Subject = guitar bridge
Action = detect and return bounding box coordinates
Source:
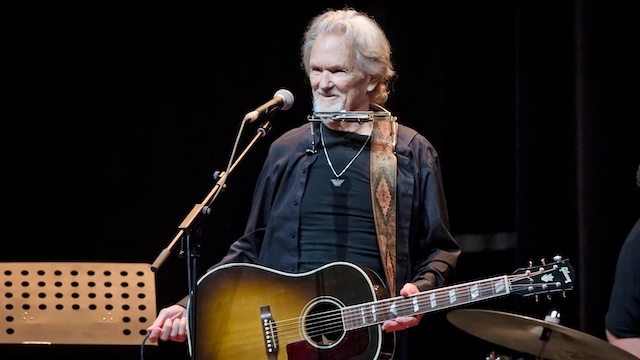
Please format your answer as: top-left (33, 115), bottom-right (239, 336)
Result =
top-left (260, 305), bottom-right (279, 359)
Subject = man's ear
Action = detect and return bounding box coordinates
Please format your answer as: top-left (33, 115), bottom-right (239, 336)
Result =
top-left (367, 79), bottom-right (378, 92)
top-left (367, 75), bottom-right (379, 92)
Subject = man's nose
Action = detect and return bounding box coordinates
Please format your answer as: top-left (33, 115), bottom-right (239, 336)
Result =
top-left (319, 70), bottom-right (333, 88)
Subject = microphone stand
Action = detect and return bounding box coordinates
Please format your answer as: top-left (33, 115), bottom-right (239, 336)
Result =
top-left (150, 119), bottom-right (274, 360)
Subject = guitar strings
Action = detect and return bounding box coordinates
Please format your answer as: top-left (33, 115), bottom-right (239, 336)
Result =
top-left (269, 269), bottom-right (567, 346)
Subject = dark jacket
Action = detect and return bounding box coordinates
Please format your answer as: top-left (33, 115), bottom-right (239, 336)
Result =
top-left (217, 121), bottom-right (460, 293)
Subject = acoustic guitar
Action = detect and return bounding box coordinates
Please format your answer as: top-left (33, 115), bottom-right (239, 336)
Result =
top-left (190, 258), bottom-right (574, 360)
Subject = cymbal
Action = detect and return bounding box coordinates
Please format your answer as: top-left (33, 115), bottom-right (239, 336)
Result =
top-left (447, 309), bottom-right (638, 360)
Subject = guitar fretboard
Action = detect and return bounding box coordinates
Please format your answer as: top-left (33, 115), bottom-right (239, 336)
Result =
top-left (342, 275), bottom-right (510, 330)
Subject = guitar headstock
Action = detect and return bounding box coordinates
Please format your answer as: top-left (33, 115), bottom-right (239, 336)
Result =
top-left (509, 255), bottom-right (575, 298)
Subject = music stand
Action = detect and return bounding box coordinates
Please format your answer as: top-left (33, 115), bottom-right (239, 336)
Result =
top-left (0, 262), bottom-right (157, 346)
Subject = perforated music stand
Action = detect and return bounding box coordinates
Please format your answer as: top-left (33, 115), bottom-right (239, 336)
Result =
top-left (0, 262), bottom-right (157, 346)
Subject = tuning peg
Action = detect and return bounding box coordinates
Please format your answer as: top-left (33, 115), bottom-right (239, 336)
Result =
top-left (553, 254), bottom-right (562, 262)
top-left (540, 257), bottom-right (547, 265)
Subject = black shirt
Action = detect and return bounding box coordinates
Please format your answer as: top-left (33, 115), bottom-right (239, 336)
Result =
top-left (299, 124), bottom-right (383, 277)
top-left (605, 217), bottom-right (640, 338)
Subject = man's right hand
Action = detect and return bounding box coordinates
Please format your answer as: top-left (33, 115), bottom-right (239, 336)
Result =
top-left (146, 304), bottom-right (188, 343)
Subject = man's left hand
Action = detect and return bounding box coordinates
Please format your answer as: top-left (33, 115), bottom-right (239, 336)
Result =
top-left (381, 283), bottom-right (424, 332)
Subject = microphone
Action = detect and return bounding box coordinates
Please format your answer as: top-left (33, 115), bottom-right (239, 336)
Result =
top-left (243, 89), bottom-right (294, 123)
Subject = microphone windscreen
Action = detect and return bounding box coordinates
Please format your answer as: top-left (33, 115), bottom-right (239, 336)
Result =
top-left (274, 89), bottom-right (294, 110)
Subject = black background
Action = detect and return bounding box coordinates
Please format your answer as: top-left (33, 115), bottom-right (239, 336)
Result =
top-left (3, 2), bottom-right (638, 359)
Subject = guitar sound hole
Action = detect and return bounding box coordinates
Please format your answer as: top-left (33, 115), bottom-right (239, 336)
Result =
top-left (304, 299), bottom-right (345, 348)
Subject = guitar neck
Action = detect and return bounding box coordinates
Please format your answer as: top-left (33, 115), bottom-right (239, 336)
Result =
top-left (342, 275), bottom-right (510, 330)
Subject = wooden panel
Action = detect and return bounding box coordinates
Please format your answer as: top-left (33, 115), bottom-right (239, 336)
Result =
top-left (0, 262), bottom-right (157, 346)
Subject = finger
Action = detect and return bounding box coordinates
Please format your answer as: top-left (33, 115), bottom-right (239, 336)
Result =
top-left (170, 316), bottom-right (185, 339)
top-left (177, 316), bottom-right (189, 342)
top-left (148, 314), bottom-right (166, 329)
top-left (146, 327), bottom-right (161, 343)
top-left (399, 283), bottom-right (420, 297)
top-left (160, 318), bottom-right (173, 341)
top-left (393, 316), bottom-right (419, 329)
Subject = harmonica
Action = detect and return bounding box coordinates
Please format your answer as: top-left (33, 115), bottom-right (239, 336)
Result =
top-left (308, 111), bottom-right (397, 123)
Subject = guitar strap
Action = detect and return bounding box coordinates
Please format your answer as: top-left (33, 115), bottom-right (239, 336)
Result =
top-left (369, 104), bottom-right (398, 295)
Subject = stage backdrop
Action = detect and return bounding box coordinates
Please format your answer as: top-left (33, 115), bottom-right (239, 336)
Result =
top-left (3, 1), bottom-right (638, 359)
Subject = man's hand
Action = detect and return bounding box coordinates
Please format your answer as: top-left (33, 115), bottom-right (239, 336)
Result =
top-left (146, 304), bottom-right (188, 343)
top-left (381, 283), bottom-right (424, 332)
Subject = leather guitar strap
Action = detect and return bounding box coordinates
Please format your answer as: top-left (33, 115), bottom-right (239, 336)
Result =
top-left (370, 106), bottom-right (398, 295)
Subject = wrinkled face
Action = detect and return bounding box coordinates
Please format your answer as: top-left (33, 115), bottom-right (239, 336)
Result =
top-left (309, 32), bottom-right (377, 112)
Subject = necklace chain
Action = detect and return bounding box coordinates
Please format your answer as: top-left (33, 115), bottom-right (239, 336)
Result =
top-left (320, 124), bottom-right (371, 179)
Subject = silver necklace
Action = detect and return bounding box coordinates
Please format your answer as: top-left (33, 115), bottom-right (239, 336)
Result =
top-left (320, 124), bottom-right (371, 187)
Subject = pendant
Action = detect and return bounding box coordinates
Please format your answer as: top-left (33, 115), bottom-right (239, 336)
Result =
top-left (331, 178), bottom-right (345, 187)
